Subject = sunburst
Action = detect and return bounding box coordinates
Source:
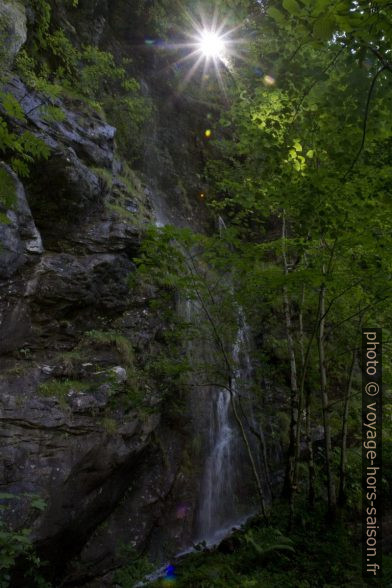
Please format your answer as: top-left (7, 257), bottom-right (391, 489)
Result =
top-left (149, 7), bottom-right (245, 95)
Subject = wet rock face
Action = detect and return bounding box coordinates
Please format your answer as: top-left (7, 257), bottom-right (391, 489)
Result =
top-left (0, 366), bottom-right (162, 581)
top-left (0, 87), bottom-right (171, 579)
top-left (33, 253), bottom-right (132, 311)
top-left (5, 76), bottom-right (116, 168)
top-left (0, 164), bottom-right (43, 278)
top-left (0, 2), bottom-right (210, 584)
top-left (0, 0), bottom-right (27, 67)
top-left (0, 177), bottom-right (194, 583)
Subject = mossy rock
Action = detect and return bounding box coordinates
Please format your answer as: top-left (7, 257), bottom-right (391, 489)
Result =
top-left (0, 0), bottom-right (27, 68)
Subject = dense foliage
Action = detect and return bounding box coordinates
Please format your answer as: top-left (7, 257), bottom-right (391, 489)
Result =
top-left (0, 0), bottom-right (391, 585)
top-left (126, 0), bottom-right (392, 585)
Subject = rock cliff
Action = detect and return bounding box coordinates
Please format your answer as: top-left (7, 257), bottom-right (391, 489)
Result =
top-left (0, 1), bottom-right (213, 584)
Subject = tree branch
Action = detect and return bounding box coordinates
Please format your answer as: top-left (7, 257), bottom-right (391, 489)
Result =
top-left (344, 66), bottom-right (386, 178)
top-left (291, 44), bottom-right (347, 125)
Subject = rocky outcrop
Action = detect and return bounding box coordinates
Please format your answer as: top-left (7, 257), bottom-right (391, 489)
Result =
top-left (0, 8), bottom-right (207, 587)
top-left (0, 2), bottom-right (220, 585)
top-left (0, 0), bottom-right (26, 67)
top-left (0, 363), bottom-right (168, 584)
top-left (0, 163), bottom-right (42, 278)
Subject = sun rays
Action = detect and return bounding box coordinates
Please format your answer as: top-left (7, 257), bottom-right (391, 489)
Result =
top-left (146, 6), bottom-right (246, 96)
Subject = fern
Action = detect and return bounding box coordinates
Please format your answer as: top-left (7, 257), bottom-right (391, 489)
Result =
top-left (0, 112), bottom-right (50, 180)
top-left (0, 493), bottom-right (50, 587)
top-left (243, 528), bottom-right (295, 558)
top-left (0, 166), bottom-right (16, 212)
top-left (0, 92), bottom-right (26, 121)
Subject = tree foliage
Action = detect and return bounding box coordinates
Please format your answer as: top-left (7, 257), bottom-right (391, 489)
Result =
top-left (135, 0), bottom-right (392, 529)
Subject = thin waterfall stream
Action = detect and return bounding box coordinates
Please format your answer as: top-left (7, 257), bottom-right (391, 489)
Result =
top-left (138, 213), bottom-right (264, 585)
top-left (197, 387), bottom-right (236, 541)
top-left (196, 310), bottom-right (261, 544)
top-left (137, 310), bottom-right (262, 586)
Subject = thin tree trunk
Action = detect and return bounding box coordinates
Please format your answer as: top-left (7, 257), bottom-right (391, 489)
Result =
top-left (294, 285), bottom-right (305, 478)
top-left (338, 348), bottom-right (356, 507)
top-left (238, 393), bottom-right (273, 499)
top-left (281, 213), bottom-right (299, 527)
top-left (295, 293), bottom-right (321, 506)
top-left (185, 260), bottom-right (269, 523)
top-left (229, 382), bottom-right (269, 523)
top-left (318, 276), bottom-right (336, 517)
top-left (299, 284), bottom-right (306, 368)
top-left (282, 284), bottom-right (299, 497)
top-left (298, 285), bottom-right (316, 507)
top-left (305, 386), bottom-right (316, 508)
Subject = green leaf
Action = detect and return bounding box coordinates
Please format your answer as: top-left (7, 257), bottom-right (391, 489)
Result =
top-left (0, 211), bottom-right (10, 224)
top-left (40, 105), bottom-right (66, 122)
top-left (313, 15), bottom-right (336, 40)
top-left (283, 0), bottom-right (302, 16)
top-left (267, 6), bottom-right (286, 25)
top-left (0, 92), bottom-right (26, 122)
top-left (0, 167), bottom-right (16, 210)
top-left (11, 158), bottom-right (30, 177)
top-left (0, 493), bottom-right (18, 500)
top-left (312, 0), bottom-right (330, 16)
top-left (29, 496), bottom-right (47, 512)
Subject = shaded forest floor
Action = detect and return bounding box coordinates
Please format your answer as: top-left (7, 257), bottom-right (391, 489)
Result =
top-left (130, 503), bottom-right (392, 588)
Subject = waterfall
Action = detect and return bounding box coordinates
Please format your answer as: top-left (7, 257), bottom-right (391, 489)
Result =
top-left (195, 311), bottom-right (262, 543)
top-left (218, 215), bottom-right (227, 237)
top-left (151, 206), bottom-right (264, 546)
top-left (135, 242), bottom-right (267, 587)
top-left (197, 387), bottom-right (237, 540)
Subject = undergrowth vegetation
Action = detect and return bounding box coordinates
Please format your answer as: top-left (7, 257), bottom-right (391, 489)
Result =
top-left (0, 493), bottom-right (49, 588)
top-left (119, 505), bottom-right (392, 587)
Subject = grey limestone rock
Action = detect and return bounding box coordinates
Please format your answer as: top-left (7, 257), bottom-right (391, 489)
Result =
top-left (0, 0), bottom-right (27, 67)
top-left (0, 163), bottom-right (43, 279)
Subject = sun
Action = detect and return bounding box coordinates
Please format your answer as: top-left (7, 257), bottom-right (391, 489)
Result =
top-left (153, 9), bottom-right (245, 95)
top-left (198, 29), bottom-right (226, 60)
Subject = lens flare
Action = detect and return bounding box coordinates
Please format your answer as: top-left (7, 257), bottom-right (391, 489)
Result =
top-left (198, 30), bottom-right (225, 59)
top-left (162, 564), bottom-right (176, 585)
top-left (264, 75), bottom-right (276, 86)
top-left (158, 8), bottom-right (245, 96)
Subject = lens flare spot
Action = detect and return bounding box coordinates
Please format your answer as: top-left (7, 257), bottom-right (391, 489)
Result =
top-left (176, 505), bottom-right (188, 519)
top-left (205, 129), bottom-right (212, 138)
top-left (162, 564), bottom-right (176, 585)
top-left (200, 193), bottom-right (205, 199)
top-left (264, 75), bottom-right (275, 86)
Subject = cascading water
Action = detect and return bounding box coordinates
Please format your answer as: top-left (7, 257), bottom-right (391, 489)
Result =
top-left (148, 210), bottom-right (266, 549)
top-left (195, 311), bottom-right (263, 543)
top-left (218, 215), bottom-right (227, 237)
top-left (136, 258), bottom-right (267, 586)
top-left (197, 387), bottom-right (237, 540)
